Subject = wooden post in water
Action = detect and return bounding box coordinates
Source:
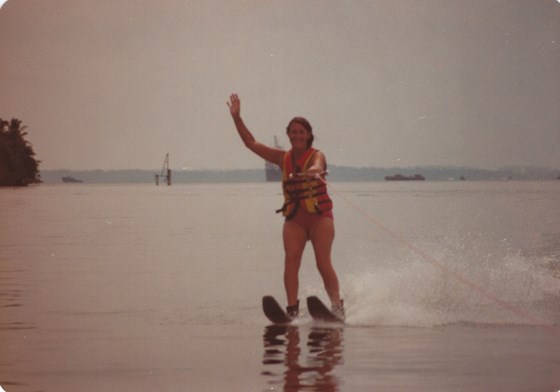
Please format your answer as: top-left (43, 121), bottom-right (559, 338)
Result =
top-left (155, 153), bottom-right (171, 186)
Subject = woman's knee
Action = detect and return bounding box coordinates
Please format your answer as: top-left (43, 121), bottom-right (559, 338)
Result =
top-left (284, 254), bottom-right (301, 271)
top-left (315, 258), bottom-right (334, 276)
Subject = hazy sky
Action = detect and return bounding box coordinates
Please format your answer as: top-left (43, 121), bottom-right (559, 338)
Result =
top-left (1, 0), bottom-right (559, 171)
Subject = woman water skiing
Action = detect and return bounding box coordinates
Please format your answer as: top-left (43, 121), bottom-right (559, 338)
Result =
top-left (227, 93), bottom-right (344, 320)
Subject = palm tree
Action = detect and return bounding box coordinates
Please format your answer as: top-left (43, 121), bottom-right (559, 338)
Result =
top-left (0, 118), bottom-right (41, 186)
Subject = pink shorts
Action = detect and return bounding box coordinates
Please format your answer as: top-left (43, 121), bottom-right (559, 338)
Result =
top-left (288, 209), bottom-right (333, 235)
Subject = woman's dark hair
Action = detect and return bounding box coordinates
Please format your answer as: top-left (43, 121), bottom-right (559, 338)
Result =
top-left (286, 117), bottom-right (314, 148)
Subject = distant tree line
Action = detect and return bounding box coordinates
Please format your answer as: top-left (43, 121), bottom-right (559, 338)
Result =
top-left (0, 118), bottom-right (41, 186)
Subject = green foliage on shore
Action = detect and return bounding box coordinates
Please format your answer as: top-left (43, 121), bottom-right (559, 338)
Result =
top-left (0, 118), bottom-right (41, 186)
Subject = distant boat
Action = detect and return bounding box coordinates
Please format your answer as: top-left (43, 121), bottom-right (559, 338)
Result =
top-left (384, 174), bottom-right (425, 181)
top-left (265, 136), bottom-right (282, 182)
top-left (61, 176), bottom-right (83, 183)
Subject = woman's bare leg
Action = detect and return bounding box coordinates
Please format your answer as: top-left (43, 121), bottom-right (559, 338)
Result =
top-left (310, 217), bottom-right (341, 306)
top-left (283, 221), bottom-right (307, 306)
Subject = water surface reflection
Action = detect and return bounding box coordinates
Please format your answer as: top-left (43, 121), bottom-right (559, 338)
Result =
top-left (262, 325), bottom-right (344, 391)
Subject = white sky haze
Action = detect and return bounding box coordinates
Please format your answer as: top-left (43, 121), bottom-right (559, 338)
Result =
top-left (0, 0), bottom-right (559, 171)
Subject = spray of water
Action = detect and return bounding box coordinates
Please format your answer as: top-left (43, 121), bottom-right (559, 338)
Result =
top-left (321, 178), bottom-right (560, 335)
top-left (342, 245), bottom-right (559, 329)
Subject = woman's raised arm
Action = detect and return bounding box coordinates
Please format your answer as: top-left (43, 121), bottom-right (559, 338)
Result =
top-left (227, 94), bottom-right (284, 166)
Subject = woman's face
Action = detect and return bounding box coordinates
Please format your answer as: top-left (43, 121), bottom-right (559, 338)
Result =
top-left (287, 122), bottom-right (311, 150)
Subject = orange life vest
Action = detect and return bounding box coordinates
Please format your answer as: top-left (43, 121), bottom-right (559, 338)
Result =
top-left (276, 148), bottom-right (333, 219)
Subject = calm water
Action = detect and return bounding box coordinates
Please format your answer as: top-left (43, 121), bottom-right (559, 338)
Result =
top-left (1, 182), bottom-right (560, 391)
